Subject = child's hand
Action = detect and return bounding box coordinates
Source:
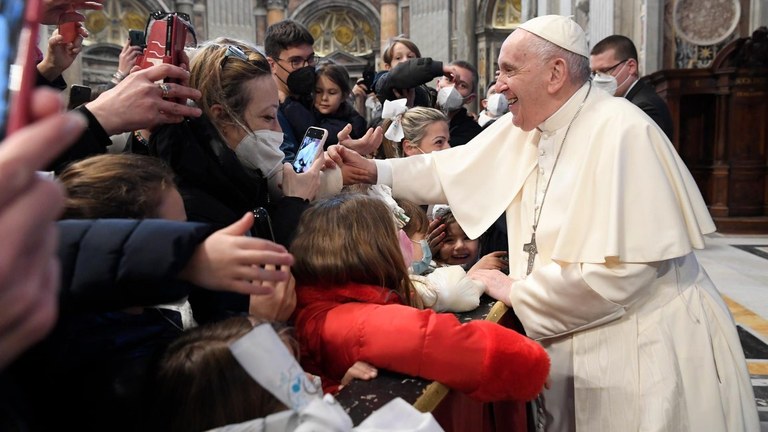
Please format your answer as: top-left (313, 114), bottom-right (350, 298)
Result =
top-left (426, 217), bottom-right (446, 257)
top-left (340, 361), bottom-right (378, 388)
top-left (469, 251), bottom-right (508, 273)
top-left (249, 266), bottom-right (296, 322)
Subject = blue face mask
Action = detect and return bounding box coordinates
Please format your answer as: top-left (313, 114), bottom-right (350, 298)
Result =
top-left (410, 239), bottom-right (432, 275)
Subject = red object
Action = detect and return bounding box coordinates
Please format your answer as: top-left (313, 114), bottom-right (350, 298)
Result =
top-left (292, 282), bottom-right (550, 403)
top-left (7, 0), bottom-right (42, 136)
top-left (58, 21), bottom-right (78, 43)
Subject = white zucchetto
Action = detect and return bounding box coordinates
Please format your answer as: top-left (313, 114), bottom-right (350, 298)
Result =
top-left (518, 15), bottom-right (589, 58)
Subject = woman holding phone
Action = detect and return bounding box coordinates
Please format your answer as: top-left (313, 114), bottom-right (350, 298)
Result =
top-left (148, 38), bottom-right (321, 324)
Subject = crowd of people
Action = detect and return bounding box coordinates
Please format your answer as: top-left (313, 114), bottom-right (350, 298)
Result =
top-left (0, 1), bottom-right (759, 431)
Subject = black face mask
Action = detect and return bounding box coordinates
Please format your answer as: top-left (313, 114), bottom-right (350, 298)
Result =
top-left (286, 66), bottom-right (316, 97)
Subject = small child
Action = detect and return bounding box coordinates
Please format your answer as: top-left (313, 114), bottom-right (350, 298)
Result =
top-left (398, 199), bottom-right (484, 313)
top-left (431, 206), bottom-right (507, 273)
top-left (290, 193), bottom-right (549, 402)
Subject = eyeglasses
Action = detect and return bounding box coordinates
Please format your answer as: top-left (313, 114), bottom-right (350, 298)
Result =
top-left (275, 54), bottom-right (320, 70)
top-left (591, 59), bottom-right (628, 77)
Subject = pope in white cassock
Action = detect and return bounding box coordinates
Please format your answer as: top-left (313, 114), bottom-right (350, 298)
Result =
top-left (329, 14), bottom-right (759, 432)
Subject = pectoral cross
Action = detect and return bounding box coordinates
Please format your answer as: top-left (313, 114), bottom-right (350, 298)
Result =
top-left (523, 231), bottom-right (537, 275)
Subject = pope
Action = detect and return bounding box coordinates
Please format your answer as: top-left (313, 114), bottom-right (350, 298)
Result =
top-left (328, 14), bottom-right (759, 432)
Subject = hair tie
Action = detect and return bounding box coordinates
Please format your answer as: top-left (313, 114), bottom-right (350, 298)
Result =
top-left (381, 98), bottom-right (408, 142)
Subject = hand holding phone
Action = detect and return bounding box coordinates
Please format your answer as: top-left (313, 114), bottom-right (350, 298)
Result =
top-left (67, 84), bottom-right (92, 110)
top-left (292, 127), bottom-right (328, 173)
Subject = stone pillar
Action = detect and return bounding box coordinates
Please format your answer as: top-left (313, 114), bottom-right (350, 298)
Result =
top-left (381, 0), bottom-right (399, 54)
top-left (588, 0), bottom-right (614, 48)
top-left (644, 0), bottom-right (664, 75)
top-left (455, 0), bottom-right (476, 64)
top-left (266, 0), bottom-right (286, 26)
top-left (255, 4), bottom-right (267, 44)
top-left (175, 0), bottom-right (194, 17)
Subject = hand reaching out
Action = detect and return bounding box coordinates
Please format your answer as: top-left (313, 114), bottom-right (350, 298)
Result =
top-left (178, 213), bottom-right (294, 295)
top-left (37, 27), bottom-right (85, 82)
top-left (336, 124), bottom-right (383, 157)
top-left (469, 251), bottom-right (508, 273)
top-left (42, 0), bottom-right (104, 25)
top-left (85, 63), bottom-right (202, 135)
top-left (425, 217), bottom-right (446, 257)
top-left (280, 152), bottom-right (323, 200)
top-left (326, 145), bottom-right (378, 185)
top-left (116, 39), bottom-right (142, 79)
top-left (340, 361), bottom-right (378, 388)
top-left (249, 265), bottom-right (297, 322)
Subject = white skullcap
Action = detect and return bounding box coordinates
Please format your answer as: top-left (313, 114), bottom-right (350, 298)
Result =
top-left (518, 15), bottom-right (589, 58)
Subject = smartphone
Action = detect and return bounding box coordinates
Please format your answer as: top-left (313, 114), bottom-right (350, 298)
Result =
top-left (128, 29), bottom-right (145, 47)
top-left (0, 0), bottom-right (42, 140)
top-left (252, 207), bottom-right (275, 242)
top-left (292, 127), bottom-right (328, 173)
top-left (67, 85), bottom-right (92, 110)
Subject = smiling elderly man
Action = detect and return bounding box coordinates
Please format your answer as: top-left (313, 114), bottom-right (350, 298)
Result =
top-left (328, 14), bottom-right (759, 432)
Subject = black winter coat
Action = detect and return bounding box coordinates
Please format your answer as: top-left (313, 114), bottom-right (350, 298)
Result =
top-left (149, 115), bottom-right (309, 323)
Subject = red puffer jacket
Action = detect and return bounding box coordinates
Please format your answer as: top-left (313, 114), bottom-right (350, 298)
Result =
top-left (291, 282), bottom-right (549, 402)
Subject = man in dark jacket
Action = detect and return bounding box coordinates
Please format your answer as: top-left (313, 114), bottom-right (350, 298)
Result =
top-left (590, 35), bottom-right (674, 139)
top-left (375, 58), bottom-right (483, 147)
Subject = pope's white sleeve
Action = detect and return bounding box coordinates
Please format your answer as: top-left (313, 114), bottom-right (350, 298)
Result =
top-left (509, 260), bottom-right (659, 341)
top-left (379, 155), bottom-right (448, 205)
top-left (374, 159), bottom-right (393, 187)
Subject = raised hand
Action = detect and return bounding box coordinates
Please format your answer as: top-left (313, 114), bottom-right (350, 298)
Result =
top-left (178, 213), bottom-right (294, 295)
top-left (84, 63), bottom-right (202, 134)
top-left (326, 145), bottom-right (378, 185)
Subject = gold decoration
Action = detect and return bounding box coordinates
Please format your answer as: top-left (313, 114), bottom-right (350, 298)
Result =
top-left (309, 23), bottom-right (323, 40)
top-left (491, 0), bottom-right (522, 29)
top-left (85, 11), bottom-right (108, 34)
top-left (334, 25), bottom-right (354, 46)
top-left (122, 10), bottom-right (147, 31)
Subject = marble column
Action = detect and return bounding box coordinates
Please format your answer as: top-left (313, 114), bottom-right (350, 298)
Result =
top-left (381, 0), bottom-right (399, 54)
top-left (255, 4), bottom-right (267, 44)
top-left (266, 0), bottom-right (286, 26)
top-left (588, 0), bottom-right (614, 48)
top-left (175, 0), bottom-right (194, 18)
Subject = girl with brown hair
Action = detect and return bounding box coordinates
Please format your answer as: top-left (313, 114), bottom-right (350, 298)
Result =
top-left (290, 193), bottom-right (549, 403)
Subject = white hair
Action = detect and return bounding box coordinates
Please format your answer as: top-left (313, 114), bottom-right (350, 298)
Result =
top-left (525, 31), bottom-right (591, 85)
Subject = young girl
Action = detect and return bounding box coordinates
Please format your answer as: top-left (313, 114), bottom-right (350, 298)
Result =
top-left (379, 106), bottom-right (449, 158)
top-left (289, 193), bottom-right (548, 401)
top-left (313, 63), bottom-right (367, 147)
top-left (432, 206), bottom-right (507, 272)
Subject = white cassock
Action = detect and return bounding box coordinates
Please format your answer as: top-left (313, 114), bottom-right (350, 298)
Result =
top-left (375, 83), bottom-right (759, 431)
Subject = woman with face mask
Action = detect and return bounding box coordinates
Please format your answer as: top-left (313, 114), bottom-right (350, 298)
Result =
top-left (148, 38), bottom-right (323, 324)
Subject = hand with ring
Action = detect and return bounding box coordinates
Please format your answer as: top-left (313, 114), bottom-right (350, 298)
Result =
top-left (84, 63), bottom-right (203, 135)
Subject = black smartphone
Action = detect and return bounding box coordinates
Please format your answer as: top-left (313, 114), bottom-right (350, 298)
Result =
top-left (128, 29), bottom-right (145, 47)
top-left (252, 207), bottom-right (275, 242)
top-left (67, 84), bottom-right (92, 110)
top-left (1, 0), bottom-right (42, 140)
top-left (361, 66), bottom-right (376, 93)
top-left (292, 127), bottom-right (328, 173)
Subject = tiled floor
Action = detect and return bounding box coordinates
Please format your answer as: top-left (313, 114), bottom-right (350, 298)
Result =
top-left (695, 234), bottom-right (768, 430)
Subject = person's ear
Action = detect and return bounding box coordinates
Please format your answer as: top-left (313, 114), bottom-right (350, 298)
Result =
top-left (210, 104), bottom-right (233, 127)
top-left (481, 98), bottom-right (488, 109)
top-left (267, 56), bottom-right (276, 73)
top-left (547, 57), bottom-right (568, 93)
top-left (402, 140), bottom-right (417, 156)
top-left (464, 93), bottom-right (476, 105)
top-left (627, 58), bottom-right (639, 77)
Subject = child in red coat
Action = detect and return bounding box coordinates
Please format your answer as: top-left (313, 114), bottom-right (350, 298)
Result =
top-left (289, 193), bottom-right (549, 404)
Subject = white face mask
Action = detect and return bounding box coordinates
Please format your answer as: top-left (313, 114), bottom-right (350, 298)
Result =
top-left (486, 92), bottom-right (509, 117)
top-left (436, 85), bottom-right (465, 113)
top-left (592, 73), bottom-right (618, 96)
top-left (233, 126), bottom-right (285, 181)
